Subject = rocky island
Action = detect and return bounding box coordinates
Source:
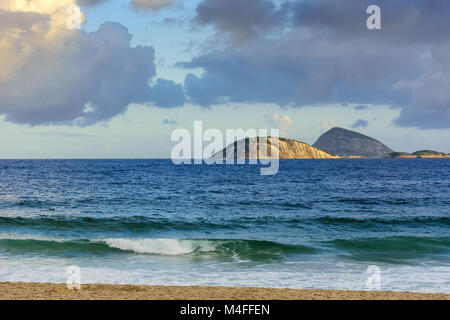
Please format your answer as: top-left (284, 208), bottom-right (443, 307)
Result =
top-left (389, 150), bottom-right (450, 158)
top-left (387, 152), bottom-right (417, 159)
top-left (213, 137), bottom-right (339, 159)
top-left (313, 127), bottom-right (393, 158)
top-left (212, 128), bottom-right (449, 160)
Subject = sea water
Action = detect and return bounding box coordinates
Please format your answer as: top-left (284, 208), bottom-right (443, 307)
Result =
top-left (0, 159), bottom-right (449, 292)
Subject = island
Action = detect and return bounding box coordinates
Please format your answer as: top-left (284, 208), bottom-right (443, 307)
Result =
top-left (313, 127), bottom-right (393, 158)
top-left (389, 150), bottom-right (450, 158)
top-left (212, 128), bottom-right (449, 160)
top-left (213, 137), bottom-right (340, 159)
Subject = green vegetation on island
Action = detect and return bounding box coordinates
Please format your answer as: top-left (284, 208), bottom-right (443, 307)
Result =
top-left (388, 152), bottom-right (417, 158)
top-left (412, 150), bottom-right (450, 158)
top-left (389, 150), bottom-right (450, 158)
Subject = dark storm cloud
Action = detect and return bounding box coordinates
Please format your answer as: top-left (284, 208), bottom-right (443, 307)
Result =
top-left (179, 54), bottom-right (299, 107)
top-left (194, 0), bottom-right (281, 43)
top-left (352, 119), bottom-right (369, 129)
top-left (183, 0), bottom-right (450, 129)
top-left (288, 0), bottom-right (450, 44)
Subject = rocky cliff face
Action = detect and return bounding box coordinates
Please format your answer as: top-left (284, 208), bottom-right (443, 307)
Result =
top-left (213, 137), bottom-right (339, 159)
top-left (313, 127), bottom-right (393, 158)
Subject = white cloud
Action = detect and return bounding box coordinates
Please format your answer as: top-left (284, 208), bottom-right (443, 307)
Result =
top-left (265, 111), bottom-right (310, 139)
top-left (265, 112), bottom-right (293, 136)
top-left (321, 120), bottom-right (339, 132)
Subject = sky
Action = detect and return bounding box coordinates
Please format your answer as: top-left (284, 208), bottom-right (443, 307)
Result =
top-left (1, 0), bottom-right (450, 158)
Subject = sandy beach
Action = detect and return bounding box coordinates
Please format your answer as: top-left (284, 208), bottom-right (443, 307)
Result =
top-left (0, 282), bottom-right (448, 300)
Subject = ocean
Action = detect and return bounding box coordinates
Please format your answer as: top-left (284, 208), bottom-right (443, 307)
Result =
top-left (0, 159), bottom-right (449, 293)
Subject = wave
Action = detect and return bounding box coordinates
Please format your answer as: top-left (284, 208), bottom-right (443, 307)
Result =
top-left (329, 236), bottom-right (450, 253)
top-left (234, 200), bottom-right (311, 209)
top-left (0, 236), bottom-right (316, 260)
top-left (0, 237), bottom-right (118, 254)
top-left (320, 197), bottom-right (447, 206)
top-left (326, 236), bottom-right (450, 263)
top-left (2, 215), bottom-right (449, 234)
top-left (313, 216), bottom-right (450, 226)
top-left (0, 216), bottom-right (235, 232)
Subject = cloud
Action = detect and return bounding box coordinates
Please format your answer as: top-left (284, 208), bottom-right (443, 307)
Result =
top-left (130, 0), bottom-right (174, 12)
top-left (321, 120), bottom-right (339, 132)
top-left (77, 0), bottom-right (174, 11)
top-left (393, 72), bottom-right (450, 129)
top-left (351, 119), bottom-right (369, 129)
top-left (163, 17), bottom-right (183, 26)
top-left (265, 112), bottom-right (293, 136)
top-left (194, 0), bottom-right (281, 43)
top-left (162, 118), bottom-right (177, 125)
top-left (77, 0), bottom-right (110, 7)
top-left (148, 79), bottom-right (186, 108)
top-left (354, 105), bottom-right (369, 111)
top-left (0, 1), bottom-right (184, 126)
top-left (181, 0), bottom-right (450, 129)
top-left (265, 112), bottom-right (310, 139)
top-left (179, 54), bottom-right (300, 107)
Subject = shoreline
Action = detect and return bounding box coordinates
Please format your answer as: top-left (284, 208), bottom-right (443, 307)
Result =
top-left (0, 282), bottom-right (448, 300)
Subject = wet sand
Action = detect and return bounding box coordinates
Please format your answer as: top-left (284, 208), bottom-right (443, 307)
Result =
top-left (0, 282), bottom-right (448, 300)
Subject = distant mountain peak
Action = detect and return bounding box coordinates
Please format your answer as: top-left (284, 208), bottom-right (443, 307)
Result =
top-left (313, 127), bottom-right (393, 158)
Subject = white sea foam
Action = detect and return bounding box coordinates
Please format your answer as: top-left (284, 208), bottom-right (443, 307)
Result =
top-left (0, 235), bottom-right (227, 256)
top-left (0, 235), bottom-right (448, 293)
top-left (0, 234), bottom-right (215, 256)
top-left (1, 254), bottom-right (449, 293)
top-left (101, 238), bottom-right (218, 255)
